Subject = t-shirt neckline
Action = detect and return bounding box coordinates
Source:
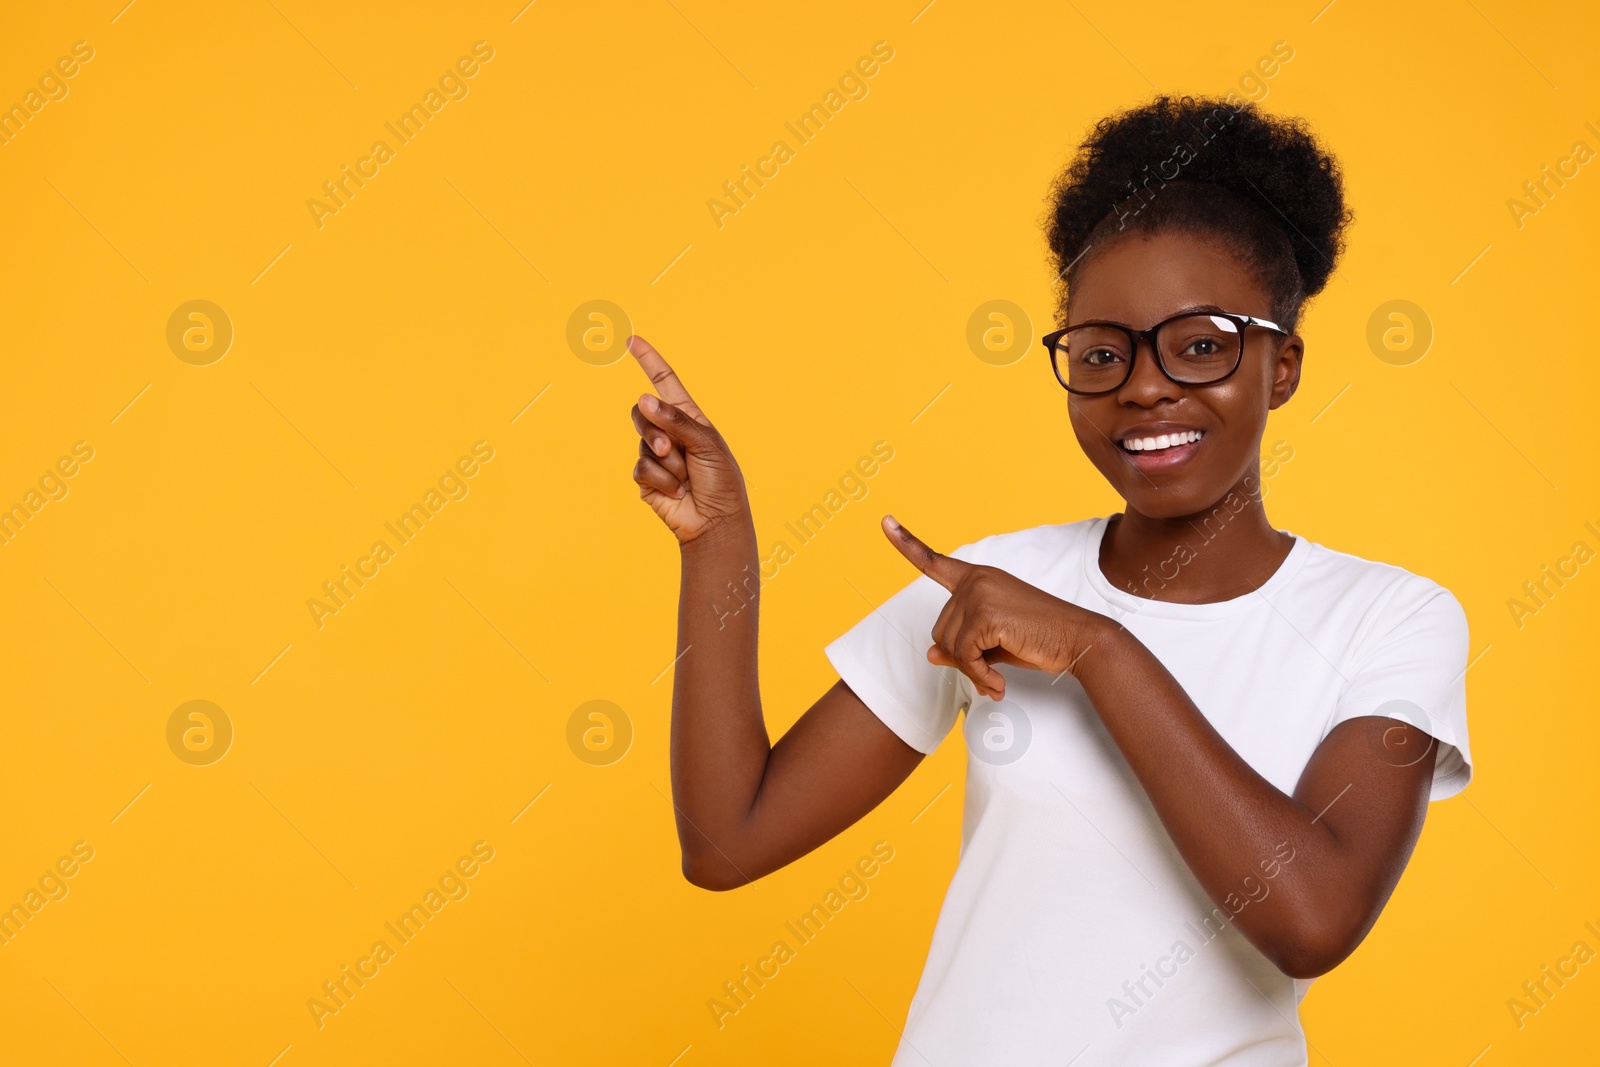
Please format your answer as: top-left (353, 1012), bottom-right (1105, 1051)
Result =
top-left (1080, 513), bottom-right (1313, 620)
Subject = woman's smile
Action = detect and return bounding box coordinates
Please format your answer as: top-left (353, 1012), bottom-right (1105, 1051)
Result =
top-left (1116, 424), bottom-right (1209, 471)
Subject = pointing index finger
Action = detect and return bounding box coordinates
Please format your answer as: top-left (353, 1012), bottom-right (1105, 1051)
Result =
top-left (627, 334), bottom-right (705, 422)
top-left (883, 515), bottom-right (967, 591)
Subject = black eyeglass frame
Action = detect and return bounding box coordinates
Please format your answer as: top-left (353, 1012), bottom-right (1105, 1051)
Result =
top-left (1040, 309), bottom-right (1289, 396)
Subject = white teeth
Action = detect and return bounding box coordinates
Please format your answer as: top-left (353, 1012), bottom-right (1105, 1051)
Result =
top-left (1123, 430), bottom-right (1203, 452)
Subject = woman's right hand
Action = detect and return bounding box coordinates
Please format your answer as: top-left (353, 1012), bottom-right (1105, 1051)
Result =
top-left (628, 335), bottom-right (751, 549)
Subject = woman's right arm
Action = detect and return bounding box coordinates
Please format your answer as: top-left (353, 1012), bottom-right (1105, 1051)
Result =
top-left (627, 336), bottom-right (926, 891)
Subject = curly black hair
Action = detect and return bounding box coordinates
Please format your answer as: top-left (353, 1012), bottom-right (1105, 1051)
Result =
top-left (1044, 94), bottom-right (1353, 334)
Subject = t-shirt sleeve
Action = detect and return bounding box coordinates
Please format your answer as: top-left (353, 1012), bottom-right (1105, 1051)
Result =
top-left (823, 541), bottom-right (984, 755)
top-left (1324, 580), bottom-right (1473, 802)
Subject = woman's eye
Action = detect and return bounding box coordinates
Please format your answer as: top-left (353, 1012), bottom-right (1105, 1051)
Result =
top-left (1083, 349), bottom-right (1123, 366)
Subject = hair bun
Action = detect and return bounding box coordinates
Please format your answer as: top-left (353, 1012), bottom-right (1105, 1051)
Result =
top-left (1046, 94), bottom-right (1354, 328)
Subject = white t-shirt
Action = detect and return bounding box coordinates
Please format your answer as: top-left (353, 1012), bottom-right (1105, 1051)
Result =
top-left (824, 515), bottom-right (1472, 1067)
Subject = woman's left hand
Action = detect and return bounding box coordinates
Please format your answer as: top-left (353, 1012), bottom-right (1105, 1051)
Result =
top-left (883, 515), bottom-right (1110, 701)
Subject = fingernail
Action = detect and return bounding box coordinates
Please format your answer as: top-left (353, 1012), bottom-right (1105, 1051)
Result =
top-left (655, 436), bottom-right (669, 455)
top-left (642, 395), bottom-right (659, 413)
top-left (884, 514), bottom-right (900, 530)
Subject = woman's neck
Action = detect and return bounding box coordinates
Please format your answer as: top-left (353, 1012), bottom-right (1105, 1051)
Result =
top-left (1098, 475), bottom-right (1295, 604)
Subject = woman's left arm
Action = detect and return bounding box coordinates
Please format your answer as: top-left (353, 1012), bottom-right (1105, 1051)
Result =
top-left (884, 516), bottom-right (1435, 980)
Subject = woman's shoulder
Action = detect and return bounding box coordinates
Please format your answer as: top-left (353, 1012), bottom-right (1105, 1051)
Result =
top-left (1291, 531), bottom-right (1466, 625)
top-left (950, 515), bottom-right (1103, 566)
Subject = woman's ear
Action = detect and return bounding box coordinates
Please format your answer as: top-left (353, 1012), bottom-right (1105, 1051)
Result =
top-left (1267, 335), bottom-right (1304, 410)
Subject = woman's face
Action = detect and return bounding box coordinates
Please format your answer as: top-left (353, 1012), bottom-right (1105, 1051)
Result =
top-left (1063, 229), bottom-right (1303, 520)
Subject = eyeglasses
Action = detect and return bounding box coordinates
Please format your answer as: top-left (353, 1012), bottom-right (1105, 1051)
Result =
top-left (1041, 309), bottom-right (1288, 396)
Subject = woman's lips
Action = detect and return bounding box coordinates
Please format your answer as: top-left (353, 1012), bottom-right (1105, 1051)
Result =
top-left (1119, 433), bottom-right (1205, 471)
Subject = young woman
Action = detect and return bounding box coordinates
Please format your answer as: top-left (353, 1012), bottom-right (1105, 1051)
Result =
top-left (626, 95), bottom-right (1472, 1065)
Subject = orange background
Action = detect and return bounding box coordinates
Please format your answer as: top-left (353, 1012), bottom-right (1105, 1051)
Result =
top-left (0, 1), bottom-right (1595, 1063)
